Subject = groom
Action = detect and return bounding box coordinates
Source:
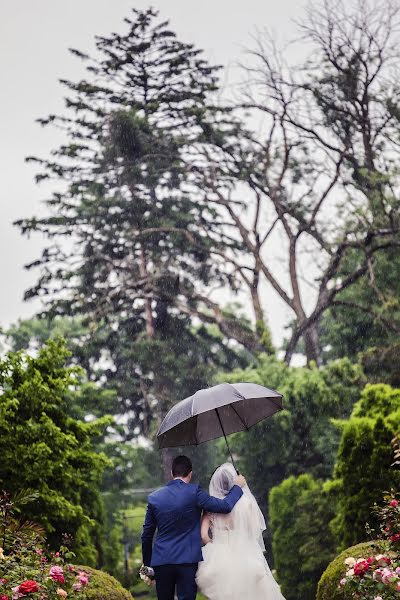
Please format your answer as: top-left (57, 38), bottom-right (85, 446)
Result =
top-left (141, 455), bottom-right (246, 600)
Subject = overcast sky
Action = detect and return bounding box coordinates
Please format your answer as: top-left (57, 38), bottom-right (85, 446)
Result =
top-left (0, 0), bottom-right (307, 343)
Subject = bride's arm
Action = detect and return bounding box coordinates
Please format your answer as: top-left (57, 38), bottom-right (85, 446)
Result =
top-left (201, 513), bottom-right (212, 545)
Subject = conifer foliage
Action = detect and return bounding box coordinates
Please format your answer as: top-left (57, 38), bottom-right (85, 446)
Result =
top-left (17, 9), bottom-right (251, 435)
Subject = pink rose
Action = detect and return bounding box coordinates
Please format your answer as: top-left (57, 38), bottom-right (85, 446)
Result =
top-left (49, 566), bottom-right (65, 584)
top-left (11, 586), bottom-right (23, 600)
top-left (77, 572), bottom-right (89, 586)
top-left (381, 568), bottom-right (397, 585)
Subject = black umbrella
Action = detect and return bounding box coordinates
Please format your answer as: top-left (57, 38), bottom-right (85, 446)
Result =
top-left (157, 382), bottom-right (283, 471)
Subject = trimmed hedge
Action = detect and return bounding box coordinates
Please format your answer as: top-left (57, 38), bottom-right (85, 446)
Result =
top-left (75, 566), bottom-right (134, 600)
top-left (316, 540), bottom-right (384, 600)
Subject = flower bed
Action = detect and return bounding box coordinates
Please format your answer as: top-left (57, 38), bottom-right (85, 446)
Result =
top-left (0, 492), bottom-right (133, 600)
top-left (0, 549), bottom-right (134, 599)
top-left (0, 545), bottom-right (91, 599)
top-left (318, 493), bottom-right (400, 599)
top-left (317, 541), bottom-right (385, 600)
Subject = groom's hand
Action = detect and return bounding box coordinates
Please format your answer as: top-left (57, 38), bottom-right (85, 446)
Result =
top-left (234, 474), bottom-right (246, 488)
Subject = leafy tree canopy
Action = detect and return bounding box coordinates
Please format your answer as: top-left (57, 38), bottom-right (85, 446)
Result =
top-left (0, 339), bottom-right (112, 564)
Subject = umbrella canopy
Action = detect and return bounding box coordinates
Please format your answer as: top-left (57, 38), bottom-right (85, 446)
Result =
top-left (157, 382), bottom-right (283, 467)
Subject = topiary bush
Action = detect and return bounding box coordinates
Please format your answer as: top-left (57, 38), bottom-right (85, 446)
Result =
top-left (316, 540), bottom-right (384, 600)
top-left (75, 566), bottom-right (134, 600)
top-left (269, 474), bottom-right (338, 600)
top-left (331, 386), bottom-right (400, 549)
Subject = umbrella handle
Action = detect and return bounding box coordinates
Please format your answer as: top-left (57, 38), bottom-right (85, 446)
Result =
top-left (215, 408), bottom-right (239, 474)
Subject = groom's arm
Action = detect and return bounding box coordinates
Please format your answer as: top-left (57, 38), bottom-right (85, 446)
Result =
top-left (196, 484), bottom-right (243, 514)
top-left (141, 502), bottom-right (157, 566)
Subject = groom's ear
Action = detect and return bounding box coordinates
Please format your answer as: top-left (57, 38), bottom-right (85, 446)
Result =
top-left (188, 471), bottom-right (193, 482)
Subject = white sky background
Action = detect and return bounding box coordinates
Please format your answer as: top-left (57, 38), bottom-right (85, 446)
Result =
top-left (0, 0), bottom-right (308, 345)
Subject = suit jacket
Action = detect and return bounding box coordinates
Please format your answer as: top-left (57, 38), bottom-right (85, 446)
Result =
top-left (141, 478), bottom-right (243, 567)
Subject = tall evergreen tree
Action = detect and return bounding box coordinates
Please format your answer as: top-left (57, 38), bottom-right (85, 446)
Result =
top-left (16, 9), bottom-right (253, 450)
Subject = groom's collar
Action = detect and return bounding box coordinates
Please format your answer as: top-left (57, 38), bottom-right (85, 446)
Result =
top-left (167, 478), bottom-right (187, 486)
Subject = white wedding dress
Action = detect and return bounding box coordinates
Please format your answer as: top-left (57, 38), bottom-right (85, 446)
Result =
top-left (196, 463), bottom-right (286, 600)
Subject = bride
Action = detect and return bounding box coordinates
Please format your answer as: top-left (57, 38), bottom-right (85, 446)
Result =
top-left (197, 463), bottom-right (286, 600)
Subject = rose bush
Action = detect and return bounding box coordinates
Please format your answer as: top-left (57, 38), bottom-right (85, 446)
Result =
top-left (338, 492), bottom-right (400, 599)
top-left (0, 544), bottom-right (90, 599)
top-left (0, 491), bottom-right (90, 599)
top-left (0, 492), bottom-right (133, 600)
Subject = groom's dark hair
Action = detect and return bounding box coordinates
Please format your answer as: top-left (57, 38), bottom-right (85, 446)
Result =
top-left (172, 455), bottom-right (192, 478)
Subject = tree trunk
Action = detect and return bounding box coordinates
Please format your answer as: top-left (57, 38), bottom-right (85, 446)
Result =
top-left (251, 270), bottom-right (264, 324)
top-left (284, 320), bottom-right (322, 366)
top-left (303, 323), bottom-right (322, 366)
top-left (161, 447), bottom-right (174, 483)
top-left (284, 327), bottom-right (302, 365)
top-left (139, 246), bottom-right (155, 337)
top-left (249, 269), bottom-right (274, 355)
top-left (153, 374), bottom-right (175, 483)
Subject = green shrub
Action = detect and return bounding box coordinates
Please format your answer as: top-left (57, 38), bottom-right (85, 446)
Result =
top-left (76, 565), bottom-right (134, 600)
top-left (221, 355), bottom-right (363, 507)
top-left (270, 474), bottom-right (338, 600)
top-left (0, 340), bottom-right (112, 563)
top-left (352, 383), bottom-right (400, 418)
top-left (316, 541), bottom-right (384, 600)
top-left (331, 386), bottom-right (400, 549)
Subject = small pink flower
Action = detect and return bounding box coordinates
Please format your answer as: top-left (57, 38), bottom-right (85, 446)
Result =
top-left (49, 565), bottom-right (65, 584)
top-left (11, 586), bottom-right (23, 599)
top-left (77, 572), bottom-right (89, 586)
top-left (381, 567), bottom-right (397, 585)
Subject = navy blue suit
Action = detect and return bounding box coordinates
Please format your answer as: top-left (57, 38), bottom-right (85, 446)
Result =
top-left (141, 478), bottom-right (243, 600)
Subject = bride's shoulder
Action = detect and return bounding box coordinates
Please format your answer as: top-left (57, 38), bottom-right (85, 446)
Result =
top-left (236, 493), bottom-right (252, 508)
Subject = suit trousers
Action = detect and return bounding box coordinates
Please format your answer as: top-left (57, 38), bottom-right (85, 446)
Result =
top-left (154, 563), bottom-right (198, 600)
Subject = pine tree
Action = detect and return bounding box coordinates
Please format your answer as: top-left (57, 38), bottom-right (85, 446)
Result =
top-left (16, 9), bottom-right (252, 456)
